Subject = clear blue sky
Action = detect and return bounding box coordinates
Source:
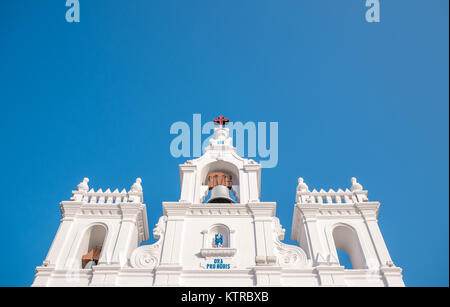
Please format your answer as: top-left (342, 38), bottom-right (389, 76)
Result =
top-left (0, 0), bottom-right (448, 287)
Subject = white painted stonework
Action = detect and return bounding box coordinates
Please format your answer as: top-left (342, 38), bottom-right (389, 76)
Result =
top-left (32, 126), bottom-right (405, 287)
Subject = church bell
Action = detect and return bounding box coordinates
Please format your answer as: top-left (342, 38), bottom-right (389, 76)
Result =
top-left (206, 172), bottom-right (235, 203)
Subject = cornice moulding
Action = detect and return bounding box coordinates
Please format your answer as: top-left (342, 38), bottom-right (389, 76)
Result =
top-left (200, 248), bottom-right (237, 258)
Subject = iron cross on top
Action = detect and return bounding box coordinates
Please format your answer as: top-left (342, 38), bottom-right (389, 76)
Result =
top-left (214, 115), bottom-right (229, 126)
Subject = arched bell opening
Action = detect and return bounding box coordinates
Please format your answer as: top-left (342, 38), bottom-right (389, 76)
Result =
top-left (332, 224), bottom-right (366, 269)
top-left (205, 172), bottom-right (235, 203)
top-left (201, 161), bottom-right (240, 204)
top-left (77, 224), bottom-right (107, 269)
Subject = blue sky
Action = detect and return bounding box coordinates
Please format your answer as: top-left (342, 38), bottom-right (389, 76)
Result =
top-left (0, 0), bottom-right (448, 286)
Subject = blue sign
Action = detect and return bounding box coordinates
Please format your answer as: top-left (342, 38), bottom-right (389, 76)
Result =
top-left (205, 258), bottom-right (231, 270)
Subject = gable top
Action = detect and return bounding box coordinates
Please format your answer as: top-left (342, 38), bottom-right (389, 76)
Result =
top-left (178, 126), bottom-right (261, 204)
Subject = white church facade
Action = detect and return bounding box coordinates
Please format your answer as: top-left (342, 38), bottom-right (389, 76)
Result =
top-left (32, 118), bottom-right (405, 287)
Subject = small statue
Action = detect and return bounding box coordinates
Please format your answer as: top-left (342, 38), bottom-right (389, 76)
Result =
top-left (77, 178), bottom-right (89, 192)
top-left (130, 178), bottom-right (143, 192)
top-left (214, 234), bottom-right (223, 248)
top-left (350, 177), bottom-right (363, 192)
top-left (297, 177), bottom-right (309, 192)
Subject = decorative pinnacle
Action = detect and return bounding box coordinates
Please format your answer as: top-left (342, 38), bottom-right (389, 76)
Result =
top-left (130, 178), bottom-right (143, 192)
top-left (214, 115), bottom-right (229, 127)
top-left (77, 178), bottom-right (89, 192)
top-left (350, 177), bottom-right (363, 192)
top-left (297, 177), bottom-right (309, 192)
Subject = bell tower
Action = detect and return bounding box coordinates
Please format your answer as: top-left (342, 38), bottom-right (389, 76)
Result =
top-left (150, 115), bottom-right (309, 286)
top-left (32, 178), bottom-right (149, 287)
top-left (291, 177), bottom-right (405, 286)
top-left (177, 116), bottom-right (261, 205)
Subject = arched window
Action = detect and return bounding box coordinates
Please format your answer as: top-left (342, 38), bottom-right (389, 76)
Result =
top-left (332, 224), bottom-right (365, 269)
top-left (77, 225), bottom-right (107, 269)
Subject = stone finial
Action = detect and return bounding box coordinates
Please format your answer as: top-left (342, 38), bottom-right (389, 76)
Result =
top-left (77, 178), bottom-right (89, 192)
top-left (206, 123), bottom-right (233, 151)
top-left (350, 177), bottom-right (363, 192)
top-left (130, 178), bottom-right (143, 192)
top-left (297, 177), bottom-right (309, 192)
